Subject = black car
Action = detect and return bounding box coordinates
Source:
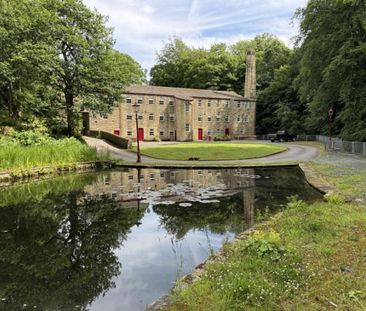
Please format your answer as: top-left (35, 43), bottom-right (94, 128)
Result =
top-left (269, 131), bottom-right (296, 142)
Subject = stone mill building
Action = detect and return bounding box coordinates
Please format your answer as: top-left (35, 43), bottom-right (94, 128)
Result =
top-left (85, 51), bottom-right (256, 141)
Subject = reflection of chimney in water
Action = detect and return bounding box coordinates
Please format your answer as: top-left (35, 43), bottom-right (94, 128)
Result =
top-left (243, 189), bottom-right (255, 230)
top-left (243, 168), bottom-right (256, 230)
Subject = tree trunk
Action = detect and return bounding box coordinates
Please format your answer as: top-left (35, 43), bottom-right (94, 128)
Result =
top-left (3, 82), bottom-right (20, 119)
top-left (65, 88), bottom-right (74, 137)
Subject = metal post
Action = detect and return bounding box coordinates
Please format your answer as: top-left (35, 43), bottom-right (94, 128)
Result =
top-left (135, 111), bottom-right (141, 163)
top-left (328, 108), bottom-right (334, 151)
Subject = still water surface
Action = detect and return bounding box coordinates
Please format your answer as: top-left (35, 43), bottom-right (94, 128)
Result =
top-left (0, 167), bottom-right (322, 311)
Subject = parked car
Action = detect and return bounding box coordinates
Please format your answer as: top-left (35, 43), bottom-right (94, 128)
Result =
top-left (269, 131), bottom-right (296, 142)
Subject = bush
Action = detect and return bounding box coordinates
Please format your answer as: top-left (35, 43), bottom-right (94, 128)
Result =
top-left (244, 230), bottom-right (287, 261)
top-left (11, 130), bottom-right (53, 146)
top-left (213, 134), bottom-right (231, 141)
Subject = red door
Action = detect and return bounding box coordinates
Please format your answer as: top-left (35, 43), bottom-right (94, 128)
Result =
top-left (225, 128), bottom-right (230, 136)
top-left (198, 128), bottom-right (203, 140)
top-left (113, 129), bottom-right (120, 136)
top-left (138, 128), bottom-right (144, 141)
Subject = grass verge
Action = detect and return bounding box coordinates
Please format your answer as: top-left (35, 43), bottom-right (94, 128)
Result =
top-left (135, 143), bottom-right (287, 161)
top-left (0, 138), bottom-right (110, 172)
top-left (166, 161), bottom-right (366, 310)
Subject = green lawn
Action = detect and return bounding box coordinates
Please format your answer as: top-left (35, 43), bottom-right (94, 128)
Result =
top-left (137, 143), bottom-right (287, 161)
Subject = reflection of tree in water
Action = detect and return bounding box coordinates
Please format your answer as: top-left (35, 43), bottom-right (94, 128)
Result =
top-left (0, 177), bottom-right (145, 311)
top-left (153, 192), bottom-right (246, 240)
top-left (254, 168), bottom-right (323, 210)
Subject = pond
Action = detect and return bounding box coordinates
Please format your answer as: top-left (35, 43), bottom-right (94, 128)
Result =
top-left (0, 167), bottom-right (322, 311)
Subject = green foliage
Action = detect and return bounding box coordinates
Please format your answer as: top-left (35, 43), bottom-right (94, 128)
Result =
top-left (0, 137), bottom-right (109, 171)
top-left (295, 0), bottom-right (366, 140)
top-left (150, 34), bottom-right (291, 96)
top-left (0, 0), bottom-right (145, 136)
top-left (244, 230), bottom-right (287, 261)
top-left (10, 130), bottom-right (52, 146)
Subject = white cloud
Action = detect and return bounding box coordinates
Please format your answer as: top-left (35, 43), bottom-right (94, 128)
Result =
top-left (83, 0), bottom-right (308, 73)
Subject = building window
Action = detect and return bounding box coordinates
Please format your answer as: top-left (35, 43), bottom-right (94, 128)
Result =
top-left (216, 100), bottom-right (220, 107)
top-left (126, 113), bottom-right (132, 120)
top-left (127, 129), bottom-right (132, 136)
top-left (237, 115), bottom-right (241, 122)
top-left (159, 96), bottom-right (164, 105)
top-left (216, 116), bottom-right (221, 122)
top-left (185, 102), bottom-right (190, 112)
top-left (149, 113), bottom-right (154, 120)
top-left (237, 102), bottom-right (241, 108)
top-left (169, 131), bottom-right (174, 136)
top-left (160, 172), bottom-right (165, 178)
top-left (208, 130), bottom-right (212, 135)
top-left (149, 96), bottom-right (154, 104)
top-left (245, 102), bottom-right (250, 109)
top-left (225, 115), bottom-right (229, 122)
top-left (138, 114), bottom-right (143, 120)
top-left (159, 129), bottom-right (164, 136)
top-left (137, 96), bottom-right (143, 104)
top-left (126, 96), bottom-right (132, 104)
top-left (198, 115), bottom-right (202, 122)
top-left (208, 116), bottom-right (212, 122)
top-left (225, 101), bottom-right (229, 108)
top-left (240, 128), bottom-right (245, 134)
top-left (150, 173), bottom-right (155, 181)
top-left (160, 113), bottom-right (164, 121)
top-left (149, 128), bottom-right (154, 136)
top-left (128, 175), bottom-right (133, 180)
top-left (169, 98), bottom-right (174, 105)
top-left (208, 100), bottom-right (211, 107)
top-left (169, 114), bottom-right (175, 121)
top-left (244, 115), bottom-right (249, 123)
top-left (185, 124), bottom-right (191, 132)
top-left (198, 99), bottom-right (202, 107)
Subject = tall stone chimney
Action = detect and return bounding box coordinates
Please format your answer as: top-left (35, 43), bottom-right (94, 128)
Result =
top-left (244, 50), bottom-right (256, 99)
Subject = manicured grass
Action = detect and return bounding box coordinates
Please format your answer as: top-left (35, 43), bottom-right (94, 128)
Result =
top-left (166, 161), bottom-right (366, 310)
top-left (0, 138), bottom-right (110, 171)
top-left (136, 143), bottom-right (287, 161)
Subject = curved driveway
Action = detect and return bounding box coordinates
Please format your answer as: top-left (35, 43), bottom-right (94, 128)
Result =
top-left (84, 136), bottom-right (320, 164)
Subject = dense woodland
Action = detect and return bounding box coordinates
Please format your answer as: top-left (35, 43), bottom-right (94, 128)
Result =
top-left (1, 0), bottom-right (365, 140)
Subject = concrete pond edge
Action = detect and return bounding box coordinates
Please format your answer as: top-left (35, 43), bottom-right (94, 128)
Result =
top-left (145, 163), bottom-right (336, 311)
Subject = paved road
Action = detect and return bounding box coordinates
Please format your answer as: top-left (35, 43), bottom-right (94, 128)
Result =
top-left (84, 136), bottom-right (320, 164)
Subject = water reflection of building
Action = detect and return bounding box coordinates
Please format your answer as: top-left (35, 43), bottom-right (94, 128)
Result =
top-left (83, 168), bottom-right (256, 229)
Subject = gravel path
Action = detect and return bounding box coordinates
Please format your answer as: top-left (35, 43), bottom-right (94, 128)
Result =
top-left (83, 136), bottom-right (320, 164)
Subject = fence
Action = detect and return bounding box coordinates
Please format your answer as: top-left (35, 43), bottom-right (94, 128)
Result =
top-left (257, 134), bottom-right (366, 157)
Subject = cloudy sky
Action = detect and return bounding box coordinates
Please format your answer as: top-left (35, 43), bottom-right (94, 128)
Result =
top-left (83, 0), bottom-right (308, 72)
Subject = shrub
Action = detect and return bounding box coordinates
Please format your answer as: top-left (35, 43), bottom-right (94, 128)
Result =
top-left (213, 134), bottom-right (231, 141)
top-left (244, 230), bottom-right (287, 261)
top-left (11, 130), bottom-right (53, 146)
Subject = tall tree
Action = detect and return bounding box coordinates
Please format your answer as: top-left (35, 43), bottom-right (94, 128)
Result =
top-left (0, 0), bottom-right (54, 119)
top-left (296, 0), bottom-right (366, 140)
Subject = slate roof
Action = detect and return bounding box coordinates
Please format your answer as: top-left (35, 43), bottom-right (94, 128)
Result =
top-left (125, 85), bottom-right (249, 101)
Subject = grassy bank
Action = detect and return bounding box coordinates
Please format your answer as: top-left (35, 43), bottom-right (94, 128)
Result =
top-left (0, 137), bottom-right (110, 172)
top-left (137, 143), bottom-right (287, 161)
top-left (167, 159), bottom-right (366, 310)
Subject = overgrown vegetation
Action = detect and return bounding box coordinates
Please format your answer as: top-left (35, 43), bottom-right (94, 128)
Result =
top-left (167, 163), bottom-right (366, 310)
top-left (0, 125), bottom-right (109, 171)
